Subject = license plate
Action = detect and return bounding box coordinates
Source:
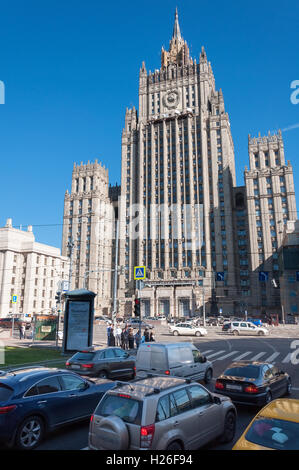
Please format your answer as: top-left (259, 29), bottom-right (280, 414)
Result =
top-left (71, 365), bottom-right (81, 370)
top-left (226, 384), bottom-right (242, 391)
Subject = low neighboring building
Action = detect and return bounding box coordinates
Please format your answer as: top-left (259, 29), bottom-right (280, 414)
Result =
top-left (0, 218), bottom-right (69, 318)
top-left (279, 220), bottom-right (299, 323)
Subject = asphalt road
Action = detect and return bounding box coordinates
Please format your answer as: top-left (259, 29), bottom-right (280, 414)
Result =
top-left (34, 335), bottom-right (299, 451)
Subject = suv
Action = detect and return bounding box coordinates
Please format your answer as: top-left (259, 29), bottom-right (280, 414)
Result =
top-left (228, 322), bottom-right (269, 336)
top-left (66, 347), bottom-right (136, 379)
top-left (135, 342), bottom-right (213, 384)
top-left (88, 375), bottom-right (237, 450)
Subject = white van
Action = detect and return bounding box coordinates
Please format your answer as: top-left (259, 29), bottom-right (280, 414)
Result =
top-left (135, 342), bottom-right (213, 384)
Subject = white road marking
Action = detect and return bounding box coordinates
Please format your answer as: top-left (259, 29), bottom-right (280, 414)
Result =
top-left (232, 351), bottom-right (252, 361)
top-left (206, 350), bottom-right (226, 359)
top-left (212, 351), bottom-right (239, 362)
top-left (282, 353), bottom-right (293, 363)
top-left (200, 350), bottom-right (214, 355)
top-left (250, 352), bottom-right (267, 361)
top-left (264, 352), bottom-right (280, 364)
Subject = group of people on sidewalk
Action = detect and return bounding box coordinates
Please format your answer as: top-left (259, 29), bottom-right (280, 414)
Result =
top-left (106, 323), bottom-right (155, 350)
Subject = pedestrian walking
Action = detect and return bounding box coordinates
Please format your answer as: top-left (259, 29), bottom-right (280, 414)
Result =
top-left (149, 330), bottom-right (155, 342)
top-left (109, 326), bottom-right (115, 346)
top-left (124, 327), bottom-right (129, 350)
top-left (106, 322), bottom-right (111, 346)
top-left (128, 328), bottom-right (135, 349)
top-left (121, 328), bottom-right (126, 349)
top-left (134, 330), bottom-right (141, 349)
top-left (144, 328), bottom-right (150, 342)
top-left (22, 323), bottom-right (26, 340)
top-left (115, 325), bottom-right (122, 347)
top-left (18, 323), bottom-right (23, 340)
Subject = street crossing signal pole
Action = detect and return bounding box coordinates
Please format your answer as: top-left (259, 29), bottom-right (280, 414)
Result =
top-left (112, 219), bottom-right (119, 329)
top-left (67, 238), bottom-right (75, 291)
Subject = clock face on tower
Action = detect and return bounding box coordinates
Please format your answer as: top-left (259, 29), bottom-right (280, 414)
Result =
top-left (163, 89), bottom-right (180, 109)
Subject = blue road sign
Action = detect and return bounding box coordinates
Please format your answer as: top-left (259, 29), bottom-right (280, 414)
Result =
top-left (259, 271), bottom-right (269, 282)
top-left (134, 266), bottom-right (146, 280)
top-left (216, 272), bottom-right (225, 281)
top-left (12, 295), bottom-right (18, 303)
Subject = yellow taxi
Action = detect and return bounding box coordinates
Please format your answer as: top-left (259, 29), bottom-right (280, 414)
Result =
top-left (233, 399), bottom-right (299, 450)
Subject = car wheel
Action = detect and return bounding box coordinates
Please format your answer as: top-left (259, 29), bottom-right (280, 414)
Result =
top-left (15, 415), bottom-right (45, 450)
top-left (258, 330), bottom-right (264, 336)
top-left (265, 391), bottom-right (272, 404)
top-left (166, 441), bottom-right (183, 450)
top-left (195, 331), bottom-right (201, 337)
top-left (286, 378), bottom-right (292, 396)
top-left (233, 330), bottom-right (239, 336)
top-left (219, 411), bottom-right (236, 443)
top-left (98, 370), bottom-right (108, 379)
top-left (204, 368), bottom-right (213, 384)
top-left (173, 330), bottom-right (179, 336)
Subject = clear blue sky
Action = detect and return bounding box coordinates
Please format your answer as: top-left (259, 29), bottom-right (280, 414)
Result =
top-left (0, 0), bottom-right (298, 249)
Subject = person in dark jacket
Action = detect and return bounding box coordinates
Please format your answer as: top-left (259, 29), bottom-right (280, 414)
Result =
top-left (109, 326), bottom-right (115, 346)
top-left (128, 328), bottom-right (135, 349)
top-left (149, 330), bottom-right (155, 342)
top-left (143, 328), bottom-right (150, 342)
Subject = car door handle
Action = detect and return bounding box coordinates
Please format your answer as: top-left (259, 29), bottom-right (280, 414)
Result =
top-left (68, 394), bottom-right (77, 397)
top-left (37, 400), bottom-right (47, 404)
top-left (173, 421), bottom-right (179, 427)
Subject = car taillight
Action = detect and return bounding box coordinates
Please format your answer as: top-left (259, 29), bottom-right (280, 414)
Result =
top-left (82, 364), bottom-right (94, 369)
top-left (140, 424), bottom-right (155, 448)
top-left (118, 394), bottom-right (131, 399)
top-left (90, 414), bottom-right (94, 423)
top-left (215, 381), bottom-right (225, 390)
top-left (0, 405), bottom-right (17, 414)
top-left (66, 362), bottom-right (70, 366)
top-left (244, 384), bottom-right (259, 393)
top-left (165, 370), bottom-right (170, 375)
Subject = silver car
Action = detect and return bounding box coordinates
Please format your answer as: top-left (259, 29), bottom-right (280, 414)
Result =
top-left (228, 321), bottom-right (269, 336)
top-left (88, 375), bottom-right (237, 450)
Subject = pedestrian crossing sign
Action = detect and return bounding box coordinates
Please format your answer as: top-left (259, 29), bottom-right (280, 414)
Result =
top-left (134, 266), bottom-right (146, 280)
top-left (12, 295), bottom-right (18, 304)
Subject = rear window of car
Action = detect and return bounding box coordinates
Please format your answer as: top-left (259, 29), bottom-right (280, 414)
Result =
top-left (96, 394), bottom-right (142, 425)
top-left (224, 365), bottom-right (260, 379)
top-left (245, 417), bottom-right (299, 450)
top-left (0, 383), bottom-right (14, 401)
top-left (71, 352), bottom-right (95, 361)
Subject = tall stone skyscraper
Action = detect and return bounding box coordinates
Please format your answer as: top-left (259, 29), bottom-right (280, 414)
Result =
top-left (62, 161), bottom-right (118, 315)
top-left (119, 10), bottom-right (239, 317)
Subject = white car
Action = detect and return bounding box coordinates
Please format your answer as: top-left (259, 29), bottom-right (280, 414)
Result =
top-left (169, 322), bottom-right (208, 337)
top-left (228, 321), bottom-right (269, 336)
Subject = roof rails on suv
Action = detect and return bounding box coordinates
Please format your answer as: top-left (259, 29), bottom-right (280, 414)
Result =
top-left (114, 373), bottom-right (192, 397)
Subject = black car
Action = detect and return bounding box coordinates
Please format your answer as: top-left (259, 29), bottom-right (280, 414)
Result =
top-left (222, 322), bottom-right (231, 331)
top-left (66, 347), bottom-right (136, 379)
top-left (215, 361), bottom-right (292, 406)
top-left (0, 367), bottom-right (115, 449)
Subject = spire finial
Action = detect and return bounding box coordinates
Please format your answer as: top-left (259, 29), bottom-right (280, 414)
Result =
top-left (172, 7), bottom-right (181, 40)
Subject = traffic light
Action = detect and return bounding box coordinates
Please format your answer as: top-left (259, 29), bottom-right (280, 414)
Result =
top-left (55, 292), bottom-right (61, 303)
top-left (134, 298), bottom-right (141, 317)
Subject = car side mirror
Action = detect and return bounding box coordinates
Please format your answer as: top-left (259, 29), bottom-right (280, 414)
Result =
top-left (213, 396), bottom-right (221, 405)
top-left (200, 356), bottom-right (207, 363)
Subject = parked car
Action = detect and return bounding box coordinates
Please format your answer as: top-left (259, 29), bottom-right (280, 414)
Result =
top-left (169, 322), bottom-right (207, 337)
top-left (226, 321), bottom-right (269, 336)
top-left (136, 342), bottom-right (213, 384)
top-left (215, 361), bottom-right (292, 406)
top-left (157, 315), bottom-right (167, 321)
top-left (0, 318), bottom-right (31, 330)
top-left (0, 366), bottom-right (115, 449)
top-left (233, 399), bottom-right (299, 450)
top-left (247, 318), bottom-right (263, 327)
top-left (88, 375), bottom-right (237, 450)
top-left (206, 317), bottom-right (219, 326)
top-left (66, 347), bottom-right (136, 379)
top-left (128, 319), bottom-right (153, 329)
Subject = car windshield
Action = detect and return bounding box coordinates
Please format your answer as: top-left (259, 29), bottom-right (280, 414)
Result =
top-left (97, 394), bottom-right (142, 425)
top-left (71, 352), bottom-right (95, 361)
top-left (224, 365), bottom-right (260, 378)
top-left (0, 383), bottom-right (14, 401)
top-left (245, 417), bottom-right (299, 450)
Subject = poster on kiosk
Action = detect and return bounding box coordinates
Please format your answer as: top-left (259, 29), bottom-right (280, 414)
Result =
top-left (62, 289), bottom-right (96, 354)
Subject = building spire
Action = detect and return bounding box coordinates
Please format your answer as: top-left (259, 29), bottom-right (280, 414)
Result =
top-left (172, 7), bottom-right (181, 40)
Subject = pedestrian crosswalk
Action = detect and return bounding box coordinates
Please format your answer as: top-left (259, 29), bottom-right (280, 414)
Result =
top-left (200, 349), bottom-right (294, 364)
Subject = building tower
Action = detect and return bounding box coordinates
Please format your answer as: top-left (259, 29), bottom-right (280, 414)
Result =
top-left (62, 161), bottom-right (117, 315)
top-left (119, 10), bottom-right (239, 317)
top-left (245, 131), bottom-right (297, 315)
